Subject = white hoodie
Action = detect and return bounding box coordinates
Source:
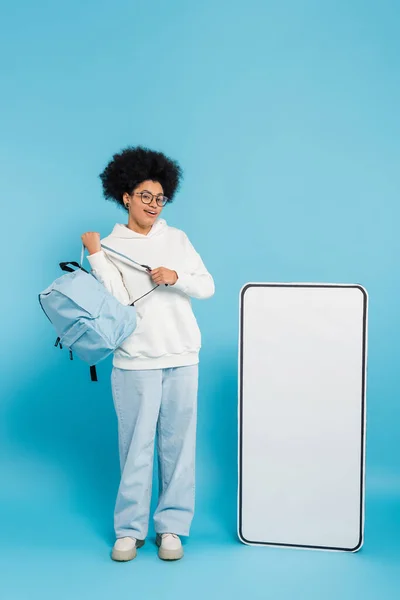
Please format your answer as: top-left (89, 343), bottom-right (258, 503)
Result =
top-left (87, 219), bottom-right (215, 370)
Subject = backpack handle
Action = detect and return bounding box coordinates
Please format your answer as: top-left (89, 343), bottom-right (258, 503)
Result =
top-left (60, 261), bottom-right (88, 274)
top-left (59, 245), bottom-right (89, 273)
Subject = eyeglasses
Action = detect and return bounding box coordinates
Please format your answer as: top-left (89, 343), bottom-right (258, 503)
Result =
top-left (134, 191), bottom-right (169, 207)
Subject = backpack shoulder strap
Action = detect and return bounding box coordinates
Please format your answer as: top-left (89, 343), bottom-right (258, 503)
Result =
top-left (101, 244), bottom-right (151, 273)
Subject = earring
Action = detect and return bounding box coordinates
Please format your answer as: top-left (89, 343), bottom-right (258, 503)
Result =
top-left (125, 203), bottom-right (129, 209)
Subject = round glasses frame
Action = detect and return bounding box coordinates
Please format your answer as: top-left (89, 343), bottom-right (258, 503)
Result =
top-left (134, 191), bottom-right (169, 208)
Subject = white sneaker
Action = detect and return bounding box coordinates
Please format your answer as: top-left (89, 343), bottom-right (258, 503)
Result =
top-left (156, 533), bottom-right (184, 561)
top-left (111, 537), bottom-right (145, 562)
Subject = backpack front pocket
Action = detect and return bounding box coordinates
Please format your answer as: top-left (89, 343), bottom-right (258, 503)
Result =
top-left (60, 319), bottom-right (89, 349)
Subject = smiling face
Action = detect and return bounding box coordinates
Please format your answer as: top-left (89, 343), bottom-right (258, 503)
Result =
top-left (123, 179), bottom-right (165, 235)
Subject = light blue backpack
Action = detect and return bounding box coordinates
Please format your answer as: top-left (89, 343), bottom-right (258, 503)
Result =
top-left (39, 245), bottom-right (159, 381)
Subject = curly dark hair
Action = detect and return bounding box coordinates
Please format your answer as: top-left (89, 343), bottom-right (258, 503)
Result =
top-left (99, 145), bottom-right (183, 208)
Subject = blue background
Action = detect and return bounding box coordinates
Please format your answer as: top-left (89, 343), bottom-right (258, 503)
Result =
top-left (1, 0), bottom-right (399, 598)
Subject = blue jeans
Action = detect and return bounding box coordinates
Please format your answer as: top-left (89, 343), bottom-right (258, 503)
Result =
top-left (111, 364), bottom-right (198, 540)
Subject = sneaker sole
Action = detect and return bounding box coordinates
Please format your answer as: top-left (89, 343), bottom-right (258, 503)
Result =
top-left (156, 535), bottom-right (184, 561)
top-left (111, 539), bottom-right (145, 562)
top-left (158, 547), bottom-right (184, 561)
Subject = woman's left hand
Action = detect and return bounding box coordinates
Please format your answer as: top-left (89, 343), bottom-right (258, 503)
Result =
top-left (150, 267), bottom-right (178, 286)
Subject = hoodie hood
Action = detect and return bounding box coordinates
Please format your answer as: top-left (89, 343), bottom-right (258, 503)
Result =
top-left (109, 218), bottom-right (167, 240)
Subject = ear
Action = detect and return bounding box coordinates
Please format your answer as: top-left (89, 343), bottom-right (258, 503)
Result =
top-left (122, 192), bottom-right (131, 205)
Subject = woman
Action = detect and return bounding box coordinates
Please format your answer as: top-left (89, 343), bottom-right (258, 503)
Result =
top-left (82, 146), bottom-right (215, 562)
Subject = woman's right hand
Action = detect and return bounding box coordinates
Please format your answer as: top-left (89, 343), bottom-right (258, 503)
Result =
top-left (81, 232), bottom-right (101, 255)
